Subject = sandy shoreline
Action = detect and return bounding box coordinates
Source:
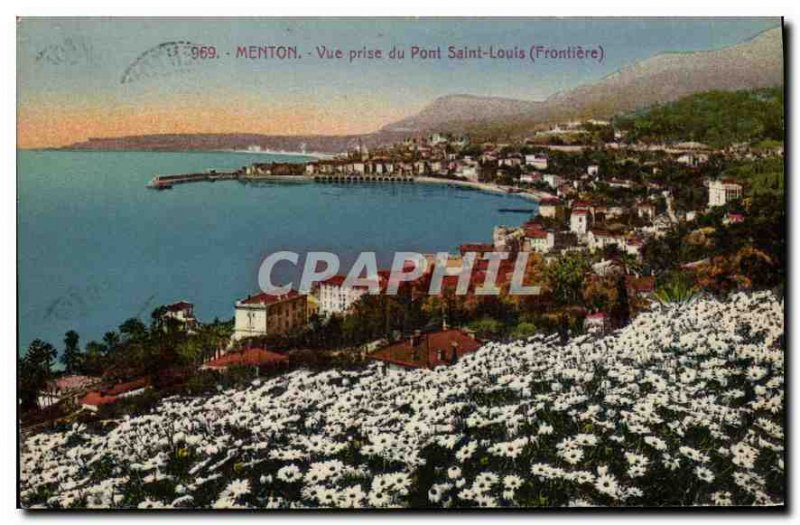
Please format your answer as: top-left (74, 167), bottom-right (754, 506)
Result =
top-left (222, 149), bottom-right (334, 160)
top-left (415, 176), bottom-right (553, 202)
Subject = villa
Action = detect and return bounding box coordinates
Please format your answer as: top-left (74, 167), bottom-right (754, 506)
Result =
top-left (525, 154), bottom-right (548, 170)
top-left (162, 300), bottom-right (198, 332)
top-left (201, 347), bottom-right (288, 372)
top-left (233, 290), bottom-right (308, 341)
top-left (707, 179), bottom-right (743, 207)
top-left (677, 152), bottom-right (710, 167)
top-left (519, 172), bottom-right (542, 184)
top-left (570, 209), bottom-right (590, 236)
top-left (79, 377), bottom-right (150, 412)
top-left (315, 274), bottom-right (383, 317)
top-left (543, 173), bottom-right (563, 189)
top-left (538, 197), bottom-right (562, 219)
top-left (636, 202), bottom-right (657, 221)
top-left (523, 223), bottom-right (555, 253)
top-left (368, 329), bottom-right (482, 371)
top-left (588, 228), bottom-right (626, 253)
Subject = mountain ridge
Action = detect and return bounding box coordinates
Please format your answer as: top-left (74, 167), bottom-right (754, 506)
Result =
top-left (382, 26), bottom-right (783, 134)
top-left (57, 27), bottom-right (783, 152)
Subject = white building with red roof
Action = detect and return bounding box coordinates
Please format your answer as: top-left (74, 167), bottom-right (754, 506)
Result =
top-left (624, 236), bottom-right (646, 258)
top-left (233, 290), bottom-right (308, 341)
top-left (588, 228), bottom-right (626, 253)
top-left (162, 300), bottom-right (197, 331)
top-left (570, 208), bottom-right (589, 236)
top-left (79, 377), bottom-right (149, 412)
top-left (522, 223), bottom-right (555, 253)
top-left (584, 312), bottom-right (608, 335)
top-left (537, 197), bottom-right (561, 219)
top-left (315, 275), bottom-right (383, 317)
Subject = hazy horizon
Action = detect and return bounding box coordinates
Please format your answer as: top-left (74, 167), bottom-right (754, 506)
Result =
top-left (18, 17), bottom-right (780, 148)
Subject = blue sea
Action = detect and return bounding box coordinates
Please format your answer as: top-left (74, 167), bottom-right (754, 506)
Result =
top-left (18, 150), bottom-right (537, 354)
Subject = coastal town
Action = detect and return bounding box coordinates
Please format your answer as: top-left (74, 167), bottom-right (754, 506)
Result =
top-left (20, 88), bottom-right (785, 429)
top-left (16, 13), bottom-right (787, 510)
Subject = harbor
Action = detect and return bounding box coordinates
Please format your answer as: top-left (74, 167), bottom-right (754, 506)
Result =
top-left (147, 167), bottom-right (551, 203)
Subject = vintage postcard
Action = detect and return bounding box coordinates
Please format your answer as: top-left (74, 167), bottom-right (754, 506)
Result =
top-left (17, 17), bottom-right (785, 509)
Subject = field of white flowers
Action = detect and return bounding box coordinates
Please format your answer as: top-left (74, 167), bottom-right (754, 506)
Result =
top-left (20, 291), bottom-right (784, 509)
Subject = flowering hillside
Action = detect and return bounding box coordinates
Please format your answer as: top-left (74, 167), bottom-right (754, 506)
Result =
top-left (21, 291), bottom-right (784, 508)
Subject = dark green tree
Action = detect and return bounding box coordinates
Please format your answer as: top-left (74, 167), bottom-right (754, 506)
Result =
top-left (119, 318), bottom-right (148, 342)
top-left (545, 253), bottom-right (590, 306)
top-left (19, 339), bottom-right (57, 411)
top-left (60, 330), bottom-right (82, 374)
top-left (102, 331), bottom-right (120, 355)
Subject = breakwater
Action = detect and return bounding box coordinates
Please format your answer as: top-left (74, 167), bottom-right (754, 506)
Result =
top-left (148, 171), bottom-right (416, 189)
top-left (147, 171), bottom-right (240, 189)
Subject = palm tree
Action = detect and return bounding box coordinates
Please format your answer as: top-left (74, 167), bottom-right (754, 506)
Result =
top-left (119, 318), bottom-right (147, 342)
top-left (619, 251), bottom-right (642, 276)
top-left (61, 330), bottom-right (81, 374)
top-left (102, 331), bottom-right (120, 355)
top-left (654, 272), bottom-right (698, 305)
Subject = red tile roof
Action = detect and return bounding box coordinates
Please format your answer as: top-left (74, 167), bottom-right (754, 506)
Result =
top-left (321, 275), bottom-right (348, 287)
top-left (80, 391), bottom-right (118, 407)
top-left (591, 228), bottom-right (622, 238)
top-left (322, 274), bottom-right (385, 290)
top-left (441, 275), bottom-right (463, 290)
top-left (80, 377), bottom-right (150, 406)
top-left (204, 348), bottom-right (288, 369)
top-left (625, 276), bottom-right (656, 294)
top-left (470, 270), bottom-right (489, 287)
top-left (369, 329), bottom-right (482, 369)
top-left (105, 377), bottom-right (149, 396)
top-left (459, 243), bottom-right (495, 254)
top-left (524, 224), bottom-right (549, 239)
top-left (240, 290), bottom-right (301, 305)
top-left (626, 237), bottom-right (645, 247)
top-left (166, 300), bottom-right (193, 312)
